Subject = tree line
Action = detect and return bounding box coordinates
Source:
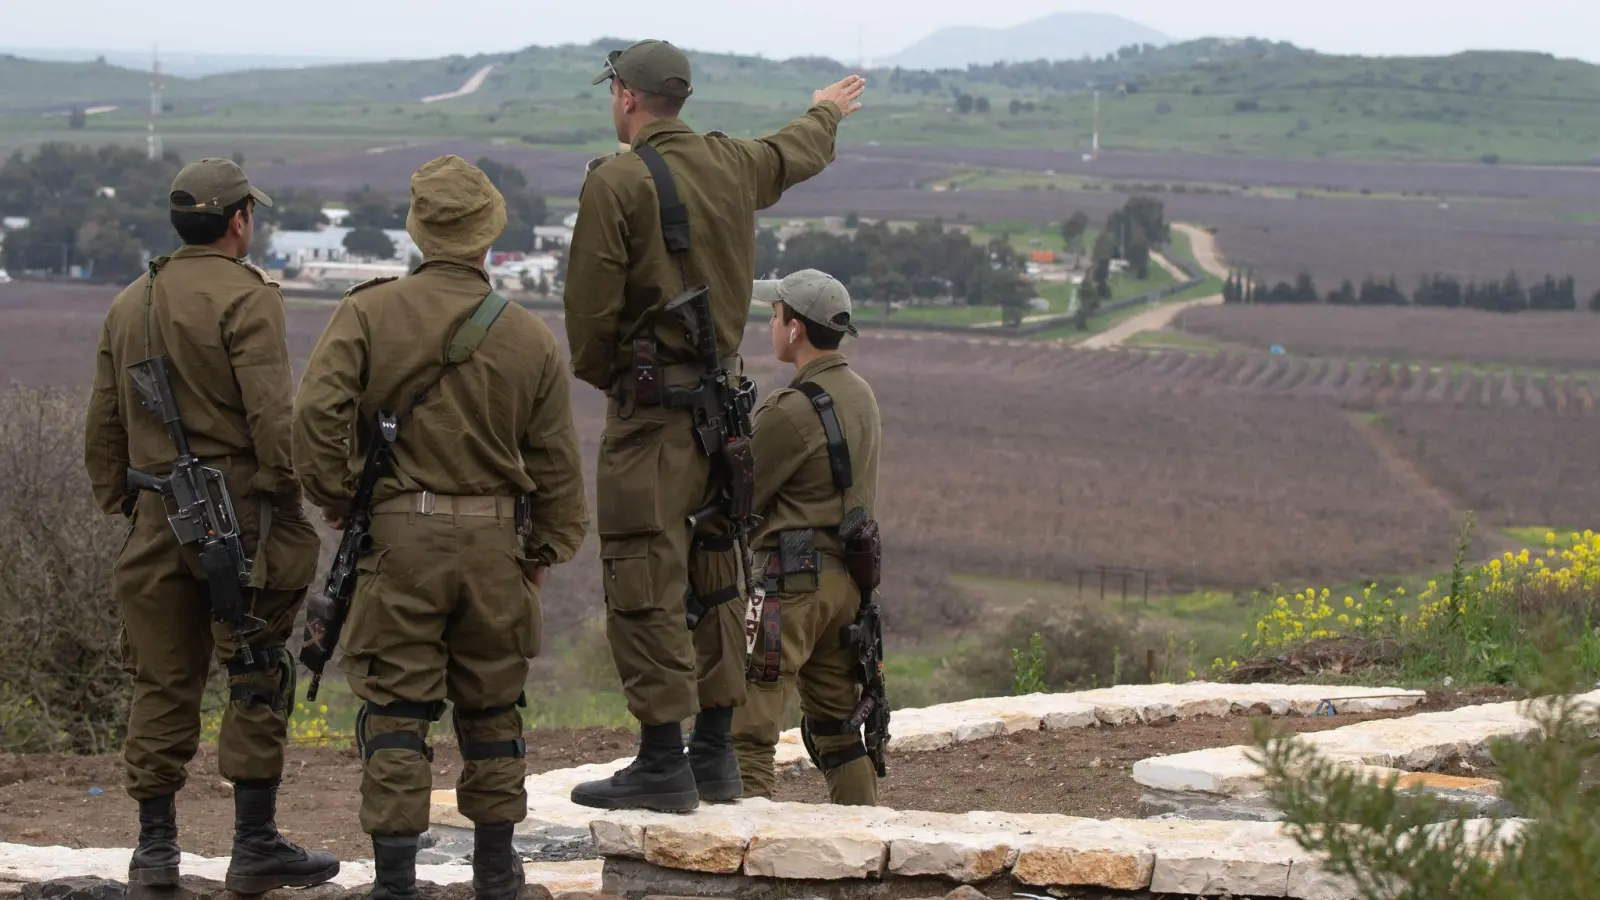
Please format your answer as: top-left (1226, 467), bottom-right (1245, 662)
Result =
top-left (0, 142), bottom-right (549, 282)
top-left (1223, 270), bottom-right (1600, 313)
top-left (1062, 195), bottom-right (1171, 327)
top-left (761, 218), bottom-right (1034, 325)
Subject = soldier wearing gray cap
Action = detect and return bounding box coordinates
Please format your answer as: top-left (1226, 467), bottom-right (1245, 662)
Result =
top-left (733, 269), bottom-right (883, 805)
top-left (565, 39), bottom-right (867, 812)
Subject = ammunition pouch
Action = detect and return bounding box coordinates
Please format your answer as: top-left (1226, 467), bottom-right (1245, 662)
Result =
top-left (800, 716), bottom-right (868, 772)
top-left (842, 517), bottom-right (882, 592)
top-left (356, 699), bottom-right (446, 763)
top-left (776, 528), bottom-right (820, 594)
top-left (453, 693), bottom-right (528, 761)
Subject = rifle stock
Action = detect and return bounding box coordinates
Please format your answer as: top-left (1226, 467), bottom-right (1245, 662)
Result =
top-left (839, 506), bottom-right (890, 778)
top-left (300, 410), bottom-right (399, 701)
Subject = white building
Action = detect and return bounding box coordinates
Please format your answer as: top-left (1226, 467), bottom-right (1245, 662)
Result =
top-left (533, 225), bottom-right (573, 248)
top-left (270, 227), bottom-right (419, 266)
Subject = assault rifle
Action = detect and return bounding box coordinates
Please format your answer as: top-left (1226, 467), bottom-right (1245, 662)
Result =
top-left (839, 505), bottom-right (889, 777)
top-left (124, 355), bottom-right (265, 666)
top-left (663, 285), bottom-right (761, 628)
top-left (299, 410), bottom-right (399, 701)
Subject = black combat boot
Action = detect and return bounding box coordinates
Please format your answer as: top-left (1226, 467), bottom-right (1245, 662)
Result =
top-left (471, 823), bottom-right (525, 900)
top-left (223, 779), bottom-right (341, 893)
top-left (371, 835), bottom-right (420, 900)
top-left (128, 793), bottom-right (181, 886)
top-left (686, 707), bottom-right (743, 803)
top-left (569, 722), bottom-right (698, 812)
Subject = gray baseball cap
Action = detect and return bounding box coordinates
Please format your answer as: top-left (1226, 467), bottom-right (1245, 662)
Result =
top-left (753, 269), bottom-right (858, 337)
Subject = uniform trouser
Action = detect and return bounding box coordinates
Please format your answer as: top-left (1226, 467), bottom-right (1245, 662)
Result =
top-left (114, 502), bottom-right (302, 802)
top-left (731, 564), bottom-right (878, 806)
top-left (596, 400), bottom-right (748, 726)
top-left (337, 505), bottom-right (541, 836)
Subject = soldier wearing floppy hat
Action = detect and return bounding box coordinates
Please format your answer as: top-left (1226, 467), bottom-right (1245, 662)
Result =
top-left (563, 37), bottom-right (866, 812)
top-left (294, 155), bottom-right (588, 900)
top-left (83, 156), bottom-right (336, 891)
top-left (733, 269), bottom-right (882, 805)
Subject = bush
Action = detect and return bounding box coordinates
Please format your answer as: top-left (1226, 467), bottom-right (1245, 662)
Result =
top-left (1218, 515), bottom-right (1600, 685)
top-left (0, 386), bottom-right (128, 753)
top-left (945, 601), bottom-right (1175, 698)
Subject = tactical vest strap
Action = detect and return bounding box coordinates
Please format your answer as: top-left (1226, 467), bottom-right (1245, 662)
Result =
top-left (447, 291), bottom-right (510, 365)
top-left (795, 382), bottom-right (853, 493)
top-left (634, 144), bottom-right (690, 254)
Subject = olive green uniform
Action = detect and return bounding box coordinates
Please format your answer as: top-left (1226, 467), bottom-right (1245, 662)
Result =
top-left (83, 245), bottom-right (321, 801)
top-left (562, 103), bottom-right (844, 726)
top-left (292, 260), bottom-right (587, 836)
top-left (732, 354), bottom-right (882, 804)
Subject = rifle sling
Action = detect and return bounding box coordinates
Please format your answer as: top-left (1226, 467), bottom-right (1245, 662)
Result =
top-left (794, 382), bottom-right (853, 495)
top-left (621, 144), bottom-right (693, 345)
top-left (400, 288), bottom-right (509, 422)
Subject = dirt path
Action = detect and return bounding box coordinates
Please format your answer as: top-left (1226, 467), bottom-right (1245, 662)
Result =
top-left (421, 64), bottom-right (495, 104)
top-left (1151, 250), bottom-right (1188, 282)
top-left (1077, 292), bottom-right (1223, 349)
top-left (0, 688), bottom-right (1508, 858)
top-left (1173, 223), bottom-right (1229, 279)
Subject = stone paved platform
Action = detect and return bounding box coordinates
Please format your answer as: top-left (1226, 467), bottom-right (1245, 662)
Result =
top-left (580, 800), bottom-right (1524, 899)
top-left (0, 843), bottom-right (602, 894)
top-left (1131, 690), bottom-right (1600, 799)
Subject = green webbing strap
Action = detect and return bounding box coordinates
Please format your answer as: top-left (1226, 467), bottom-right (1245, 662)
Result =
top-left (447, 291), bottom-right (510, 365)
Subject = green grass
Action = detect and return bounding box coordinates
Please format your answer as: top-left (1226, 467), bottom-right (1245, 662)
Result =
top-left (11, 40), bottom-right (1600, 162)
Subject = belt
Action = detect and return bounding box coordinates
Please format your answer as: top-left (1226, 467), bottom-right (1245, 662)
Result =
top-left (755, 549), bottom-right (847, 573)
top-left (371, 492), bottom-right (518, 519)
top-left (617, 356), bottom-right (743, 395)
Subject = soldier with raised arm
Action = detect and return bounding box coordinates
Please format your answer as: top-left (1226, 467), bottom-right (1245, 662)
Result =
top-left (562, 38), bottom-right (866, 812)
top-left (292, 155), bottom-right (587, 900)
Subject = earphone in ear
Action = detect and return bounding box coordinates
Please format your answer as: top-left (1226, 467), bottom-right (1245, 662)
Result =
top-left (789, 326), bottom-right (797, 344)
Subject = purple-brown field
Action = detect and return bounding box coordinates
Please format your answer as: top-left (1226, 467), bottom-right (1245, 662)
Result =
top-left (1177, 305), bottom-right (1600, 369)
top-left (13, 280), bottom-right (1593, 640)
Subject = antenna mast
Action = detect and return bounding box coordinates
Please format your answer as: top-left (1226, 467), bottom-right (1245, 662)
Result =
top-left (147, 45), bottom-right (163, 161)
top-left (1092, 90), bottom-right (1100, 161)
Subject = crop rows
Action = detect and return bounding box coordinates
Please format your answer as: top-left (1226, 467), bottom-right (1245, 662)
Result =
top-left (4, 283), bottom-right (1584, 640)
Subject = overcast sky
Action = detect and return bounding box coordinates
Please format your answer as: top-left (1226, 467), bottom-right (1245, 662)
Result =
top-left (6, 0), bottom-right (1597, 65)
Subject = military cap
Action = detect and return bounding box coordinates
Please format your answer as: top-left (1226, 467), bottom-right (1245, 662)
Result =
top-left (169, 158), bottom-right (272, 215)
top-left (754, 269), bottom-right (858, 337)
top-left (405, 155), bottom-right (507, 260)
top-left (591, 39), bottom-right (693, 99)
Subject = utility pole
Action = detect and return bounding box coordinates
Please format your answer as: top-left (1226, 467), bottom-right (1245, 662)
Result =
top-left (147, 44), bottom-right (163, 161)
top-left (1092, 90), bottom-right (1100, 162)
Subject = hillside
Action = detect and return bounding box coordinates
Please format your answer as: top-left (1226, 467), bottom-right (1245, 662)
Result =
top-left (5, 39), bottom-right (1600, 163)
top-left (882, 12), bottom-right (1170, 70)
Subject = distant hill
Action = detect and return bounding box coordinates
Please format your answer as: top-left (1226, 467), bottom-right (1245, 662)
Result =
top-left (0, 48), bottom-right (378, 78)
top-left (882, 13), bottom-right (1170, 70)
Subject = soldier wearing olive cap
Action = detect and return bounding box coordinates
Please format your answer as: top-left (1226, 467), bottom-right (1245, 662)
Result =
top-left (732, 269), bottom-right (882, 805)
top-left (83, 157), bottom-right (338, 891)
top-left (563, 37), bottom-right (867, 813)
top-left (293, 155), bottom-right (587, 900)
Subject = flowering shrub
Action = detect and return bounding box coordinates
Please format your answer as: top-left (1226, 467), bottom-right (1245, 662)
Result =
top-left (201, 702), bottom-right (345, 748)
top-left (1217, 526), bottom-right (1600, 683)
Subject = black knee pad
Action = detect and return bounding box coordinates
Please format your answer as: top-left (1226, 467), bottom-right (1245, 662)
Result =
top-left (453, 693), bottom-right (527, 762)
top-left (357, 700), bottom-right (446, 763)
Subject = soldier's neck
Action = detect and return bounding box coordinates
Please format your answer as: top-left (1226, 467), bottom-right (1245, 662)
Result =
top-left (791, 346), bottom-right (837, 372)
top-left (195, 235), bottom-right (246, 259)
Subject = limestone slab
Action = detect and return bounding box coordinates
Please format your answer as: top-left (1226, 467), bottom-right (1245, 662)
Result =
top-left (1150, 840), bottom-right (1296, 896)
top-left (0, 843), bottom-right (603, 893)
top-left (642, 820), bottom-right (751, 875)
top-left (885, 832), bottom-right (1013, 882)
top-left (1012, 839), bottom-right (1154, 891)
top-left (743, 823), bottom-right (887, 880)
top-left (1131, 693), bottom-right (1600, 797)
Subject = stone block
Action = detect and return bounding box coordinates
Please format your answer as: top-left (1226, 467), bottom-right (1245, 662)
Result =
top-left (591, 820), bottom-right (645, 859)
top-left (1149, 843), bottom-right (1294, 897)
top-left (886, 833), bottom-right (1012, 883)
top-left (743, 824), bottom-right (886, 880)
top-left (1131, 746), bottom-right (1260, 794)
top-left (641, 822), bottom-right (751, 875)
top-left (1286, 856), bottom-right (1361, 900)
top-left (1011, 843), bottom-right (1154, 890)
